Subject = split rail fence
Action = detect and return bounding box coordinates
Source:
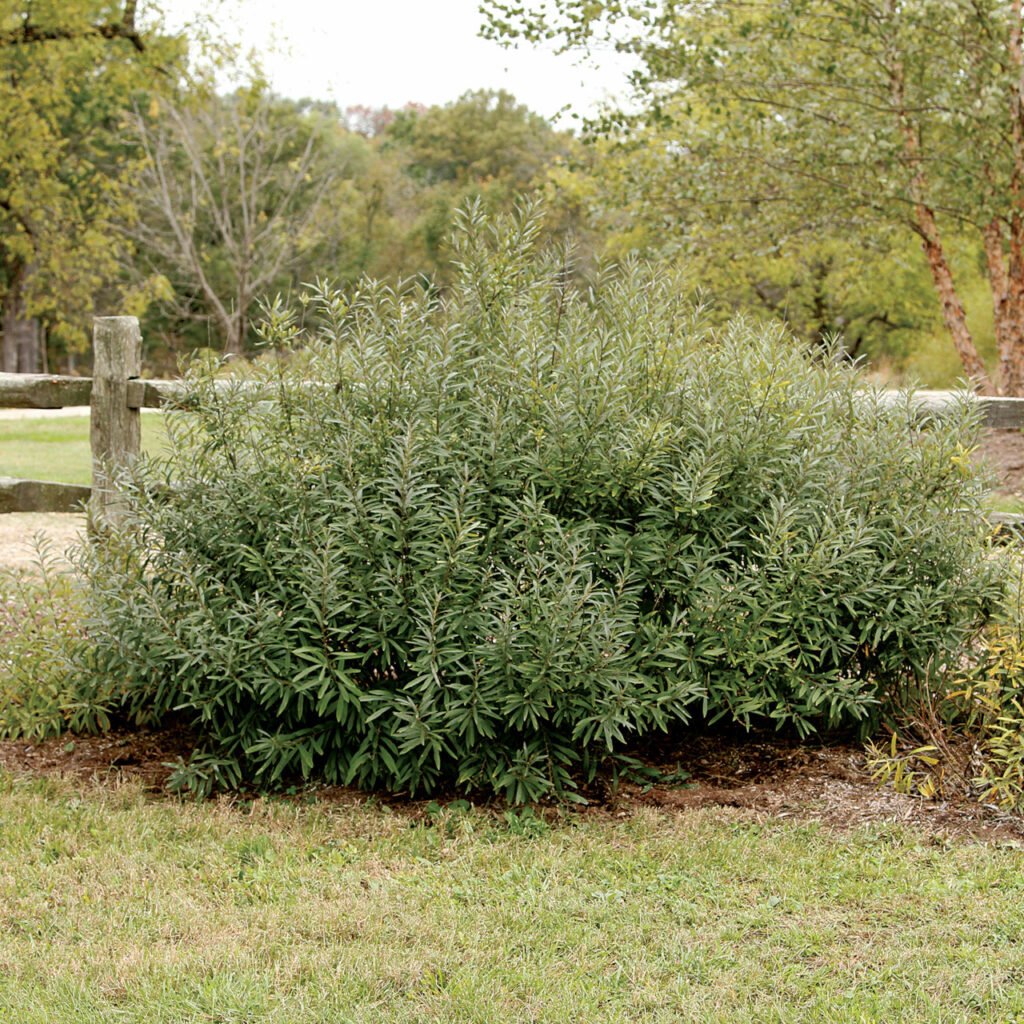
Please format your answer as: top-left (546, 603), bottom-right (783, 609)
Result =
top-left (0, 317), bottom-right (187, 524)
top-left (4, 316), bottom-right (1024, 531)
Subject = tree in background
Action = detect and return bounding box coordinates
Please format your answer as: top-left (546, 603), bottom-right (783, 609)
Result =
top-left (355, 90), bottom-right (579, 284)
top-left (123, 88), bottom-right (355, 355)
top-left (0, 0), bottom-right (185, 372)
top-left (553, 128), bottom-right (946, 366)
top-left (121, 88), bottom-right (581, 361)
top-left (483, 0), bottom-right (1024, 394)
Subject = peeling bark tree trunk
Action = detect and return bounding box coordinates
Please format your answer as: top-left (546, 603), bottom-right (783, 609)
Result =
top-left (998, 0), bottom-right (1024, 396)
top-left (912, 204), bottom-right (993, 392)
top-left (987, 217), bottom-right (1024, 395)
top-left (888, 46), bottom-right (993, 392)
top-left (1001, 245), bottom-right (1024, 396)
top-left (984, 218), bottom-right (1013, 357)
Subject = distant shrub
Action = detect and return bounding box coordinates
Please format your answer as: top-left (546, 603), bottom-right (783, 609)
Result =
top-left (70, 206), bottom-right (1005, 800)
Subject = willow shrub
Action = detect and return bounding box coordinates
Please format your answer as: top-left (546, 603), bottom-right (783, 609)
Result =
top-left (73, 207), bottom-right (1005, 800)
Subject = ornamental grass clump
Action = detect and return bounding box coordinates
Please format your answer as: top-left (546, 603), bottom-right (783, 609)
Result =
top-left (73, 206), bottom-right (1005, 800)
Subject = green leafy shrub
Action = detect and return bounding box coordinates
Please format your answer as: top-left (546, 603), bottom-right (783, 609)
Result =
top-left (0, 544), bottom-right (109, 740)
top-left (70, 206), bottom-right (1005, 800)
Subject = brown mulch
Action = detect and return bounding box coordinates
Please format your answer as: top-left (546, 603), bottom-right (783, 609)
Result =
top-left (1, 724), bottom-right (1022, 844)
top-left (0, 723), bottom-right (194, 792)
top-left (615, 734), bottom-right (1024, 845)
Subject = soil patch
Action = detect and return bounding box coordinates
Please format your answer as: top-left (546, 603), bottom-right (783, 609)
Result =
top-left (2, 725), bottom-right (1021, 843)
top-left (0, 512), bottom-right (85, 570)
top-left (615, 733), bottom-right (1024, 845)
top-left (0, 724), bottom-right (194, 791)
top-left (976, 428), bottom-right (1024, 500)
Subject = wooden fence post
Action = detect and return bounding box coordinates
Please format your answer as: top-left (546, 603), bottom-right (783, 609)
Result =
top-left (90, 316), bottom-right (142, 528)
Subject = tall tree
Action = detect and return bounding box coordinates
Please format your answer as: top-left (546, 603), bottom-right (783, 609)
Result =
top-left (123, 89), bottom-right (352, 355)
top-left (484, 0), bottom-right (1024, 394)
top-left (550, 122), bottom-right (948, 363)
top-left (374, 90), bottom-right (578, 280)
top-left (0, 1), bottom-right (184, 372)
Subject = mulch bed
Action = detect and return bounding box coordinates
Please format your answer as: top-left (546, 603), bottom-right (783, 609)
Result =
top-left (618, 734), bottom-right (1024, 845)
top-left (0, 723), bottom-right (194, 792)
top-left (2, 724), bottom-right (1022, 845)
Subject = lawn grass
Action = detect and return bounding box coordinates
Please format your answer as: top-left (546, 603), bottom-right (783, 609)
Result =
top-left (989, 493), bottom-right (1024, 515)
top-left (0, 414), bottom-right (168, 485)
top-left (1, 773), bottom-right (1023, 1023)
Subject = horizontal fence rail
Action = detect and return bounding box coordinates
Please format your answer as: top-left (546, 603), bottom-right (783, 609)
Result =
top-left (0, 477), bottom-right (92, 515)
top-left (897, 390), bottom-right (1024, 430)
top-left (1, 373), bottom-right (184, 410)
top-left (3, 317), bottom-right (1024, 531)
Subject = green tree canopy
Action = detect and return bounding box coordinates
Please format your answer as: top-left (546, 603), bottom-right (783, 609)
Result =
top-left (484, 0), bottom-right (1024, 394)
top-left (0, 1), bottom-right (186, 372)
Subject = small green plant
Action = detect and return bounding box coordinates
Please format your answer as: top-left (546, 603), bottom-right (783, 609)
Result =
top-left (502, 806), bottom-right (550, 838)
top-left (948, 624), bottom-right (1024, 809)
top-left (65, 204), bottom-right (1005, 801)
top-left (865, 732), bottom-right (945, 800)
top-left (0, 541), bottom-right (111, 740)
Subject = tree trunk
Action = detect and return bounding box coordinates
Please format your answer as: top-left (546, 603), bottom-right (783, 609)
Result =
top-left (998, 0), bottom-right (1024, 395)
top-left (913, 204), bottom-right (993, 392)
top-left (985, 217), bottom-right (1024, 395)
top-left (1, 276), bottom-right (43, 373)
top-left (15, 318), bottom-right (41, 372)
top-left (223, 314), bottom-right (245, 356)
top-left (888, 45), bottom-right (993, 392)
top-left (984, 218), bottom-right (1012, 353)
top-left (0, 314), bottom-right (15, 372)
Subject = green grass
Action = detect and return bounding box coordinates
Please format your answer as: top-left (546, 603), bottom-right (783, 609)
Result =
top-left (1, 774), bottom-right (1023, 1023)
top-left (0, 414), bottom-right (168, 485)
top-left (989, 493), bottom-right (1024, 515)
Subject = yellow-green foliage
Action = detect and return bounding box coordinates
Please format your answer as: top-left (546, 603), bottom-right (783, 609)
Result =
top-left (0, 1), bottom-right (188, 351)
top-left (865, 732), bottom-right (946, 801)
top-left (948, 625), bottom-right (1024, 810)
top-left (868, 621), bottom-right (1024, 811)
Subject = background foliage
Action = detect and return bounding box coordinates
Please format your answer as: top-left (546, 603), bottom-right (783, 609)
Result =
top-left (2, 2), bottom-right (1011, 388)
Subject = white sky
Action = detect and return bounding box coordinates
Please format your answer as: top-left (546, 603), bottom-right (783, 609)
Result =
top-left (162, 0), bottom-right (635, 123)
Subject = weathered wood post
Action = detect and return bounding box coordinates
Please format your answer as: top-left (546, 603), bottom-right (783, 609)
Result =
top-left (90, 316), bottom-right (142, 528)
